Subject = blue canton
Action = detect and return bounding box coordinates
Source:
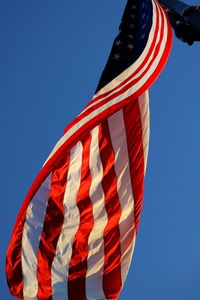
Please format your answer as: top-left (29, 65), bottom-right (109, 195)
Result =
top-left (96, 0), bottom-right (153, 92)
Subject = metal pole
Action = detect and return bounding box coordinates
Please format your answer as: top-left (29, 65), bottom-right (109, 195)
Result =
top-left (158, 0), bottom-right (200, 45)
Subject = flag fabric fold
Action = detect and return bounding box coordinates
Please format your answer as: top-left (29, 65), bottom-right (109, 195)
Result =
top-left (6, 0), bottom-right (172, 299)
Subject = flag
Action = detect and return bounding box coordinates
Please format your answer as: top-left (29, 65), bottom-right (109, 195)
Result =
top-left (6, 0), bottom-right (172, 299)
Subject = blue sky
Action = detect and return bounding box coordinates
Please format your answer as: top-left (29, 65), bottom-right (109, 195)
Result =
top-left (1, 0), bottom-right (200, 299)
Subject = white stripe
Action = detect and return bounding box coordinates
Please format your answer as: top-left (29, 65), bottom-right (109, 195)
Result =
top-left (85, 126), bottom-right (108, 300)
top-left (51, 142), bottom-right (83, 300)
top-left (45, 2), bottom-right (168, 167)
top-left (138, 91), bottom-right (150, 173)
top-left (22, 174), bottom-right (52, 299)
top-left (108, 110), bottom-right (136, 284)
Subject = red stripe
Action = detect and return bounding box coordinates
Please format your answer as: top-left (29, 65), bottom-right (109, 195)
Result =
top-left (36, 154), bottom-right (70, 300)
top-left (6, 221), bottom-right (25, 298)
top-left (98, 120), bottom-right (122, 300)
top-left (68, 134), bottom-right (94, 300)
top-left (123, 100), bottom-right (145, 233)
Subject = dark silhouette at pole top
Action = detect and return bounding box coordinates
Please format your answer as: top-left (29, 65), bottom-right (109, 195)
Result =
top-left (158, 0), bottom-right (200, 45)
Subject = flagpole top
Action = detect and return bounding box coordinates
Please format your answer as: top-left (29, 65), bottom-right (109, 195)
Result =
top-left (158, 0), bottom-right (200, 45)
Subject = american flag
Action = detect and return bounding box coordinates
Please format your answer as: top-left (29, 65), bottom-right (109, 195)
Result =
top-left (6, 1), bottom-right (172, 299)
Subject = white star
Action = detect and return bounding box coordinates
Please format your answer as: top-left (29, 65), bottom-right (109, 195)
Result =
top-left (127, 44), bottom-right (134, 50)
top-left (128, 34), bottom-right (134, 39)
top-left (131, 5), bottom-right (136, 9)
top-left (141, 34), bottom-right (146, 39)
top-left (114, 53), bottom-right (120, 60)
top-left (142, 23), bottom-right (146, 29)
top-left (129, 23), bottom-right (135, 29)
top-left (115, 40), bottom-right (122, 46)
top-left (142, 13), bottom-right (146, 19)
top-left (130, 14), bottom-right (135, 19)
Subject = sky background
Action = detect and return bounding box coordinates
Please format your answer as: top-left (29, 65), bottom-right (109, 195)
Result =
top-left (1, 0), bottom-right (200, 299)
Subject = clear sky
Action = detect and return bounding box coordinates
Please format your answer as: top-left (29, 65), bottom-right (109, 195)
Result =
top-left (1, 0), bottom-right (200, 299)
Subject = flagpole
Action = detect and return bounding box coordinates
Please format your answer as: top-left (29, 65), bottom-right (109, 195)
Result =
top-left (158, 0), bottom-right (200, 45)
